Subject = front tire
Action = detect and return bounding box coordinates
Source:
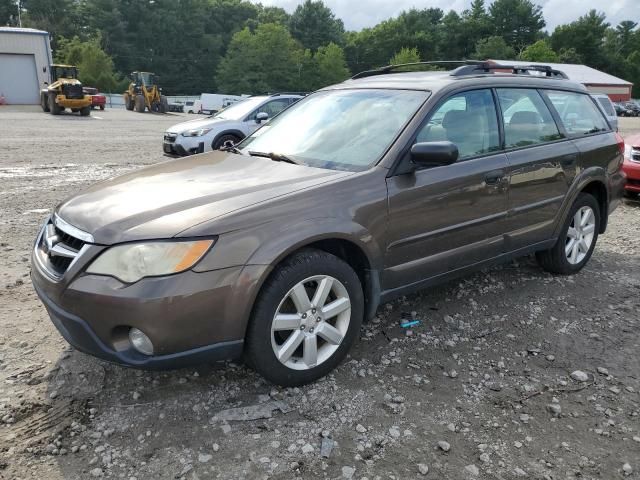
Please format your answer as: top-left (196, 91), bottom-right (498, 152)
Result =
top-left (48, 93), bottom-right (61, 115)
top-left (134, 94), bottom-right (145, 113)
top-left (80, 106), bottom-right (91, 116)
top-left (245, 249), bottom-right (364, 386)
top-left (41, 94), bottom-right (50, 112)
top-left (536, 193), bottom-right (600, 275)
top-left (212, 134), bottom-right (240, 150)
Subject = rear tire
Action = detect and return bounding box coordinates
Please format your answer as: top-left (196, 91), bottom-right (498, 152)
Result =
top-left (160, 95), bottom-right (168, 113)
top-left (41, 94), bottom-right (50, 112)
top-left (134, 94), bottom-right (145, 113)
top-left (48, 93), bottom-right (61, 115)
top-left (245, 249), bottom-right (364, 386)
top-left (536, 193), bottom-right (600, 275)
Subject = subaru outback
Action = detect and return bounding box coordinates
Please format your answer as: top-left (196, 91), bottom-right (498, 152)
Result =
top-left (31, 62), bottom-right (625, 386)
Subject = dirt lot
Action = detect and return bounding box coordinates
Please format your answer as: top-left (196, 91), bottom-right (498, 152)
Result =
top-left (1, 107), bottom-right (639, 480)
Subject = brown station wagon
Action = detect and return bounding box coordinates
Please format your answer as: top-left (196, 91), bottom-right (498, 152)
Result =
top-left (31, 62), bottom-right (626, 386)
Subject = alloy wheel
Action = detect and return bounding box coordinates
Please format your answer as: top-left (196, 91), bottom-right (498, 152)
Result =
top-left (565, 206), bottom-right (596, 264)
top-left (271, 275), bottom-right (351, 371)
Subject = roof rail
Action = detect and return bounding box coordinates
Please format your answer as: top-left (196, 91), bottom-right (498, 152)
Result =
top-left (268, 92), bottom-right (309, 97)
top-left (352, 60), bottom-right (569, 80)
top-left (451, 62), bottom-right (569, 79)
top-left (352, 61), bottom-right (483, 80)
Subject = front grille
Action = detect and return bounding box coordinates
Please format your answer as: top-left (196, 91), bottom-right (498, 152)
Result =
top-left (36, 217), bottom-right (89, 279)
top-left (62, 84), bottom-right (84, 99)
top-left (628, 178), bottom-right (640, 186)
top-left (164, 133), bottom-right (177, 143)
top-left (631, 148), bottom-right (640, 162)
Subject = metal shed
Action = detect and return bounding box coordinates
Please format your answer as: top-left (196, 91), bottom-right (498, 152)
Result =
top-left (0, 27), bottom-right (52, 105)
top-left (493, 60), bottom-right (633, 102)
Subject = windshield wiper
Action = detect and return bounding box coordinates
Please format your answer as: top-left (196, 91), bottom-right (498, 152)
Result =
top-left (220, 142), bottom-right (243, 154)
top-left (248, 151), bottom-right (302, 165)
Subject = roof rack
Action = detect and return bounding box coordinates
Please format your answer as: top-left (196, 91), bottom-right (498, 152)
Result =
top-left (351, 60), bottom-right (569, 80)
top-left (451, 62), bottom-right (569, 79)
top-left (352, 61), bottom-right (483, 79)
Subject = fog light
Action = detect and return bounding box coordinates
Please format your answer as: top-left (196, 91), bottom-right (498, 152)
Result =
top-left (129, 328), bottom-right (154, 355)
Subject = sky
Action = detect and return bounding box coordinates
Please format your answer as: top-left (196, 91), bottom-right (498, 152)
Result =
top-left (250, 0), bottom-right (639, 32)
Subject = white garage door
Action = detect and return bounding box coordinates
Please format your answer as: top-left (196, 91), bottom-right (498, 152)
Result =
top-left (0, 53), bottom-right (40, 104)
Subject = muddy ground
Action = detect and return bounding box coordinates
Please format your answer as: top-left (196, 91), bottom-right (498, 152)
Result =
top-left (0, 107), bottom-right (639, 480)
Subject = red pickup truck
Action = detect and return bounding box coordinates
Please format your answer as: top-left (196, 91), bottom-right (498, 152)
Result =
top-left (83, 87), bottom-right (106, 110)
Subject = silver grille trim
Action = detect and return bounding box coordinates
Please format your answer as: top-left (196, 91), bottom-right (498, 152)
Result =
top-left (34, 215), bottom-right (93, 281)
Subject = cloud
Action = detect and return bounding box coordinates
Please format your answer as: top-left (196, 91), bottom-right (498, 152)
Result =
top-left (250, 0), bottom-right (640, 31)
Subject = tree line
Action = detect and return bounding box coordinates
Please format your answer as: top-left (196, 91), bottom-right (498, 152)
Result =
top-left (1, 0), bottom-right (638, 97)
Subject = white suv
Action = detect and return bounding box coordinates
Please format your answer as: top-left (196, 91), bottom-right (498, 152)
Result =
top-left (163, 94), bottom-right (303, 156)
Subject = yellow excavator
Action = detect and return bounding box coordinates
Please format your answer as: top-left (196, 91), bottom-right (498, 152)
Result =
top-left (123, 71), bottom-right (168, 113)
top-left (40, 64), bottom-right (92, 116)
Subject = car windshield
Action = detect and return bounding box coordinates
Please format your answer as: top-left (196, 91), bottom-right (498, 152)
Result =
top-left (213, 97), bottom-right (266, 120)
top-left (238, 89), bottom-right (429, 171)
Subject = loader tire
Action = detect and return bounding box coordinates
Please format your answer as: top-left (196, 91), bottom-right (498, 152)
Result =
top-left (41, 94), bottom-right (50, 112)
top-left (134, 94), bottom-right (145, 113)
top-left (48, 93), bottom-right (62, 115)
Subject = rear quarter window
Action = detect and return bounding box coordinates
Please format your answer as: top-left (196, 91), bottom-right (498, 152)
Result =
top-left (543, 90), bottom-right (609, 136)
top-left (596, 97), bottom-right (615, 116)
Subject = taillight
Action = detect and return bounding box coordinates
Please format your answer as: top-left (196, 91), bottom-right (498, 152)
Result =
top-left (615, 132), bottom-right (625, 155)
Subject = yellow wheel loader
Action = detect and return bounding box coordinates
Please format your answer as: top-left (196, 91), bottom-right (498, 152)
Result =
top-left (40, 65), bottom-right (92, 116)
top-left (123, 72), bottom-right (168, 113)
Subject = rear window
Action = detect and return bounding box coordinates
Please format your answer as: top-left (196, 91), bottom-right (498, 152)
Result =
top-left (596, 97), bottom-right (615, 116)
top-left (544, 90), bottom-right (609, 136)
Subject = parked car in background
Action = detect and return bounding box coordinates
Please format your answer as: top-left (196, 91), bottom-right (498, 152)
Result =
top-left (200, 93), bottom-right (244, 115)
top-left (83, 87), bottom-right (106, 111)
top-left (167, 101), bottom-right (184, 113)
top-left (614, 103), bottom-right (633, 117)
top-left (163, 93), bottom-right (302, 155)
top-left (622, 101), bottom-right (640, 117)
top-left (623, 133), bottom-right (640, 197)
top-left (32, 62), bottom-right (624, 386)
top-left (185, 100), bottom-right (201, 114)
top-left (591, 93), bottom-right (618, 131)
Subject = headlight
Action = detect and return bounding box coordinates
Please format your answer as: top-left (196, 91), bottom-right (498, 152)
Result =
top-left (182, 128), bottom-right (213, 137)
top-left (86, 239), bottom-right (214, 283)
top-left (624, 144), bottom-right (631, 159)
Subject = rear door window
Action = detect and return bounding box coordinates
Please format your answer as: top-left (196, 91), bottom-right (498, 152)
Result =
top-left (543, 90), bottom-right (609, 136)
top-left (496, 89), bottom-right (562, 149)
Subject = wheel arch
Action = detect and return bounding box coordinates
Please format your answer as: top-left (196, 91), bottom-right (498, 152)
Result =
top-left (555, 169), bottom-right (609, 238)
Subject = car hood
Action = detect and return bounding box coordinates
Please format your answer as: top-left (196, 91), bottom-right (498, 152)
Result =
top-left (166, 117), bottom-right (231, 134)
top-left (625, 133), bottom-right (640, 149)
top-left (55, 152), bottom-right (352, 245)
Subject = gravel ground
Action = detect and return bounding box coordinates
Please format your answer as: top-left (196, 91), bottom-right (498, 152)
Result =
top-left (1, 107), bottom-right (639, 480)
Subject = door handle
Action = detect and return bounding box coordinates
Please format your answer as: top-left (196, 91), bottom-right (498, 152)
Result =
top-left (484, 169), bottom-right (505, 185)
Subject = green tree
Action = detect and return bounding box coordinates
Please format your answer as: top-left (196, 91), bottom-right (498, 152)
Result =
top-left (520, 40), bottom-right (559, 62)
top-left (551, 10), bottom-right (609, 69)
top-left (55, 35), bottom-right (126, 92)
top-left (0, 0), bottom-right (20, 26)
top-left (390, 47), bottom-right (420, 65)
top-left (216, 23), bottom-right (303, 94)
top-left (459, 0), bottom-right (491, 58)
top-left (472, 36), bottom-right (516, 60)
top-left (488, 0), bottom-right (545, 50)
top-left (289, 0), bottom-right (345, 52)
top-left (314, 42), bottom-right (350, 88)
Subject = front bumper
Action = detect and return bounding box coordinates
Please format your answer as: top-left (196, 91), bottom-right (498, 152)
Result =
top-left (163, 134), bottom-right (206, 156)
top-left (622, 159), bottom-right (640, 193)
top-left (30, 220), bottom-right (269, 369)
top-left (56, 95), bottom-right (91, 108)
top-left (32, 279), bottom-right (243, 369)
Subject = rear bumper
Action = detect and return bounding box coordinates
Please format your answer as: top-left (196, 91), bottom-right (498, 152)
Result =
top-left (33, 279), bottom-right (243, 369)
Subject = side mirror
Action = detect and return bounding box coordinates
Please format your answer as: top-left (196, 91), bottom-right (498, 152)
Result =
top-left (255, 112), bottom-right (269, 123)
top-left (410, 141), bottom-right (458, 167)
